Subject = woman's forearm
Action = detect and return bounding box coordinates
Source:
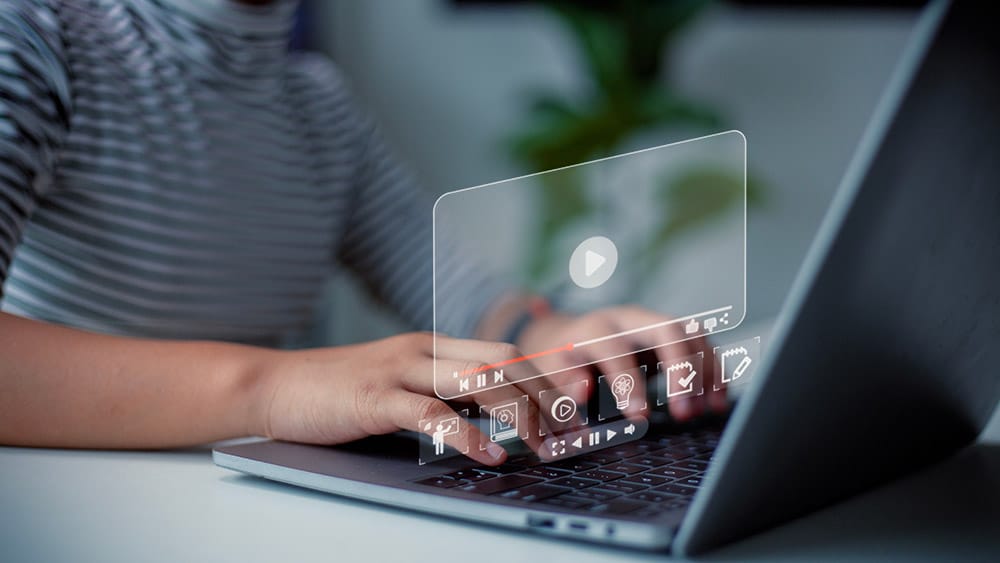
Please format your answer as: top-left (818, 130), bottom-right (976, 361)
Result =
top-left (0, 312), bottom-right (272, 448)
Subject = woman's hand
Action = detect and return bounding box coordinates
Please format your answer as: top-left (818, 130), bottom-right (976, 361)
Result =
top-left (517, 306), bottom-right (728, 421)
top-left (251, 332), bottom-right (549, 466)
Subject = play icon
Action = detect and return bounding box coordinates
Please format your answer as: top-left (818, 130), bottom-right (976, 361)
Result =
top-left (584, 250), bottom-right (606, 277)
top-left (569, 235), bottom-right (618, 289)
top-left (550, 395), bottom-right (578, 424)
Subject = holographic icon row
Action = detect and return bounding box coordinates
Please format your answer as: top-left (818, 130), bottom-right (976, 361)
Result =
top-left (433, 131), bottom-right (747, 400)
top-left (418, 336), bottom-right (760, 465)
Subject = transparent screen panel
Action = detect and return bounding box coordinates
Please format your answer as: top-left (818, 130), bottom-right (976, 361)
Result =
top-left (433, 131), bottom-right (746, 402)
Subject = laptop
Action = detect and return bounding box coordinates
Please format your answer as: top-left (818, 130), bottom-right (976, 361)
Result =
top-left (214, 1), bottom-right (1000, 554)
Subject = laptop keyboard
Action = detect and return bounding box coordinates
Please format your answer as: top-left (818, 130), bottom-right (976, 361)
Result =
top-left (412, 427), bottom-right (721, 519)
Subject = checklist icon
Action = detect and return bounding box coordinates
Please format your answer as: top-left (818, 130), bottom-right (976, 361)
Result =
top-left (666, 361), bottom-right (699, 397)
top-left (658, 353), bottom-right (704, 404)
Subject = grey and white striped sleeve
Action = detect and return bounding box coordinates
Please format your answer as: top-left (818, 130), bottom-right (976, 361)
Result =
top-left (336, 115), bottom-right (508, 338)
top-left (0, 0), bottom-right (71, 292)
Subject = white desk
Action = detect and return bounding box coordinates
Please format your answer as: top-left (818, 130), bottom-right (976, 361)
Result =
top-left (2, 419), bottom-right (998, 562)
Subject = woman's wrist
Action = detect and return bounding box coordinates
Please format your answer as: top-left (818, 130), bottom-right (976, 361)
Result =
top-left (231, 344), bottom-right (284, 439)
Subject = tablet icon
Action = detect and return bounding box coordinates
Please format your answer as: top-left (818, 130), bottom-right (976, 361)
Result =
top-left (489, 403), bottom-right (519, 442)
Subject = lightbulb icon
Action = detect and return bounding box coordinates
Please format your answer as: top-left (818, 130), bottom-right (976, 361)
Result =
top-left (611, 373), bottom-right (635, 410)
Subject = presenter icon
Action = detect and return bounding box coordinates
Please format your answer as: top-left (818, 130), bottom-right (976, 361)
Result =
top-left (429, 416), bottom-right (460, 456)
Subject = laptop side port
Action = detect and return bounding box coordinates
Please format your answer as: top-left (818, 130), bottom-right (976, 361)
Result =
top-left (527, 514), bottom-right (555, 529)
top-left (568, 521), bottom-right (589, 532)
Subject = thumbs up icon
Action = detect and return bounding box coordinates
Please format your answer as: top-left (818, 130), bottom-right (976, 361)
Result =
top-left (684, 319), bottom-right (700, 335)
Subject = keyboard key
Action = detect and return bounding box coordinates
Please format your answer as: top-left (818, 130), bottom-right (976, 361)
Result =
top-left (497, 484), bottom-right (571, 502)
top-left (654, 483), bottom-right (698, 496)
top-left (478, 463), bottom-right (530, 475)
top-left (604, 443), bottom-right (650, 459)
top-left (648, 466), bottom-right (696, 479)
top-left (605, 462), bottom-right (650, 475)
top-left (635, 440), bottom-right (663, 450)
top-left (629, 456), bottom-right (672, 467)
top-left (656, 437), bottom-right (687, 447)
top-left (676, 476), bottom-right (703, 487)
top-left (549, 460), bottom-right (598, 473)
top-left (579, 452), bottom-right (624, 465)
top-left (511, 457), bottom-right (546, 467)
top-left (550, 477), bottom-right (600, 490)
top-left (588, 499), bottom-right (648, 515)
top-left (521, 467), bottom-right (573, 480)
top-left (445, 469), bottom-right (492, 482)
top-left (656, 447), bottom-right (695, 461)
top-left (571, 489), bottom-right (623, 502)
top-left (459, 474), bottom-right (542, 495)
top-left (540, 496), bottom-right (594, 510)
top-left (576, 470), bottom-right (626, 482)
top-left (595, 481), bottom-right (648, 495)
top-left (673, 460), bottom-right (710, 472)
top-left (414, 476), bottom-right (462, 489)
top-left (621, 474), bottom-right (670, 487)
top-left (629, 492), bottom-right (676, 504)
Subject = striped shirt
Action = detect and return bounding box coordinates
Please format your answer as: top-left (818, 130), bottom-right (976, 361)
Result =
top-left (0, 0), bottom-right (500, 345)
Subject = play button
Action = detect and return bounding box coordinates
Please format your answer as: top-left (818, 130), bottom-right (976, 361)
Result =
top-left (550, 395), bottom-right (578, 423)
top-left (584, 250), bottom-right (606, 277)
top-left (569, 236), bottom-right (618, 289)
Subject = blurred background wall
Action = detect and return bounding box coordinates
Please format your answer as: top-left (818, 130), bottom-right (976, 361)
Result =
top-left (293, 0), bottom-right (918, 346)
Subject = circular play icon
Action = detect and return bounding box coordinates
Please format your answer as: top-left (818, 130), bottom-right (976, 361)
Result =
top-left (550, 395), bottom-right (578, 423)
top-left (569, 235), bottom-right (618, 289)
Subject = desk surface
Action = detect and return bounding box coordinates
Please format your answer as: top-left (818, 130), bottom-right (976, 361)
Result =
top-left (2, 421), bottom-right (999, 562)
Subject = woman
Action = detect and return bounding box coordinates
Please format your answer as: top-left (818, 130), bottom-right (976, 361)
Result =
top-left (0, 0), bottom-right (720, 463)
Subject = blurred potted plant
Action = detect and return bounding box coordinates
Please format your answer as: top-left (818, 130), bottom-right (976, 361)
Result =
top-left (508, 0), bottom-right (763, 286)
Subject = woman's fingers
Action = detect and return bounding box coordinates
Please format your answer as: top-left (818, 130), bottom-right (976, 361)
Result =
top-left (431, 358), bottom-right (550, 454)
top-left (608, 307), bottom-right (716, 421)
top-left (573, 337), bottom-right (649, 419)
top-left (384, 389), bottom-right (507, 466)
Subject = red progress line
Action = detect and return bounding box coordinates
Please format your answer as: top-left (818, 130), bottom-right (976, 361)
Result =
top-left (458, 343), bottom-right (574, 376)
